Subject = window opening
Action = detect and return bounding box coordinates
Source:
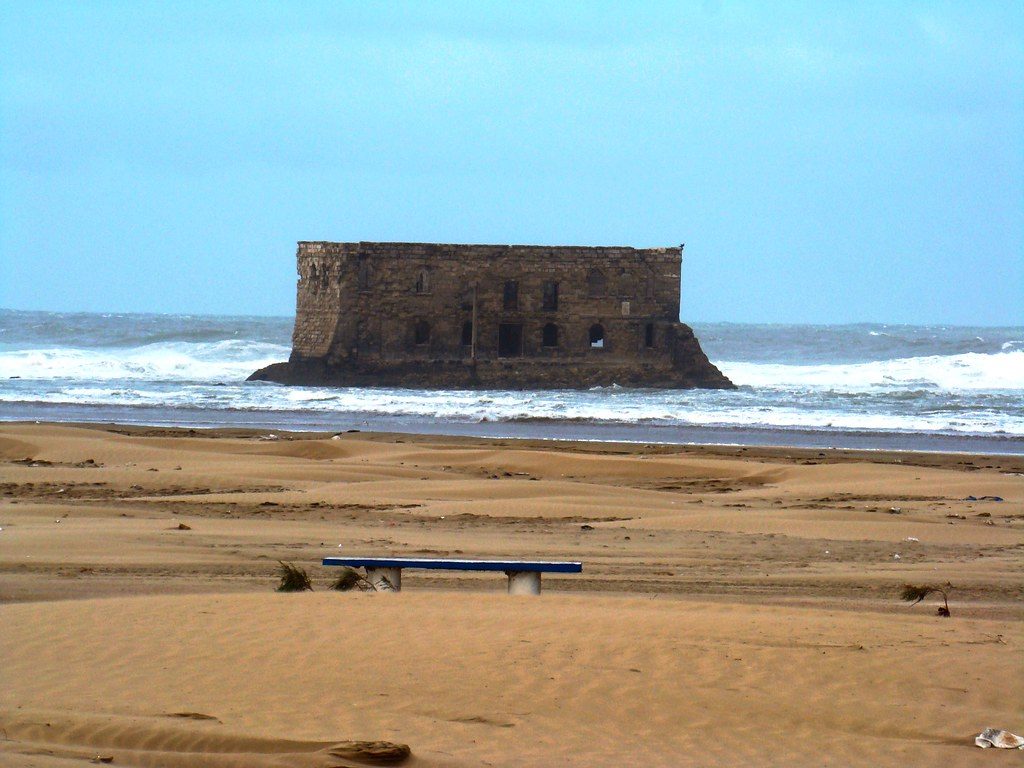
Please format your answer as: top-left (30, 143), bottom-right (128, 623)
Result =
top-left (645, 322), bottom-right (655, 348)
top-left (542, 281), bottom-right (559, 311)
top-left (587, 268), bottom-right (606, 297)
top-left (461, 320), bottom-right (474, 346)
top-left (415, 269), bottom-right (429, 294)
top-left (414, 320), bottom-right (430, 346)
top-left (618, 269), bottom-right (632, 297)
top-left (503, 280), bottom-right (519, 311)
top-left (357, 258), bottom-right (371, 291)
top-left (589, 323), bottom-right (605, 349)
top-left (542, 323), bottom-right (559, 348)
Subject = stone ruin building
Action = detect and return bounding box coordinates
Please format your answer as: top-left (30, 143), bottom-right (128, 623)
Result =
top-left (249, 241), bottom-right (733, 389)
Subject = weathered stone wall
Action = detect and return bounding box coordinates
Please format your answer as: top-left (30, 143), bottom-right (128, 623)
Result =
top-left (257, 241), bottom-right (733, 389)
top-left (290, 241), bottom-right (360, 360)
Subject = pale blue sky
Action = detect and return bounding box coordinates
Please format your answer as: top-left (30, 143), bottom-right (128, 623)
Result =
top-left (1, 1), bottom-right (1021, 324)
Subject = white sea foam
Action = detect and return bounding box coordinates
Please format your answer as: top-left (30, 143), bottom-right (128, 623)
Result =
top-left (1, 331), bottom-right (1022, 439)
top-left (719, 350), bottom-right (1024, 392)
top-left (4, 385), bottom-right (1019, 438)
top-left (4, 340), bottom-right (1020, 394)
top-left (2, 381), bottom-right (1021, 436)
top-left (0, 340), bottom-right (289, 381)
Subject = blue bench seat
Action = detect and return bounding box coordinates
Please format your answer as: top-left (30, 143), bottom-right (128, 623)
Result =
top-left (322, 556), bottom-right (582, 594)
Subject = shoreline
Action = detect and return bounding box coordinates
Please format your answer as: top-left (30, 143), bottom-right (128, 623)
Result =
top-left (6, 419), bottom-right (1024, 470)
top-left (3, 404), bottom-right (1022, 455)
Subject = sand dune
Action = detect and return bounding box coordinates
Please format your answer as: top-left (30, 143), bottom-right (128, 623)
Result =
top-left (2, 593), bottom-right (1020, 767)
top-left (1, 423), bottom-right (1021, 766)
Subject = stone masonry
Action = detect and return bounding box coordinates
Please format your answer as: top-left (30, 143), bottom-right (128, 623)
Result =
top-left (249, 242), bottom-right (733, 389)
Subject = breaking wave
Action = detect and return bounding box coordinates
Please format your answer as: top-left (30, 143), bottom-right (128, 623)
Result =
top-left (1, 311), bottom-right (1022, 442)
top-left (3, 340), bottom-right (1020, 395)
top-left (0, 340), bottom-right (288, 381)
top-left (2, 382), bottom-right (1020, 436)
top-left (720, 350), bottom-right (1024, 393)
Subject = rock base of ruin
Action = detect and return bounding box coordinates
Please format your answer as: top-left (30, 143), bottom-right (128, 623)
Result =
top-left (249, 325), bottom-right (733, 390)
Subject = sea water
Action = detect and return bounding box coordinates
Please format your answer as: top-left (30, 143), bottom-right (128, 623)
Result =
top-left (1, 309), bottom-right (1021, 453)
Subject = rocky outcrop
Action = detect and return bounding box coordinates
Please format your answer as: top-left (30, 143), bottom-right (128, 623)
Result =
top-left (249, 350), bottom-right (733, 390)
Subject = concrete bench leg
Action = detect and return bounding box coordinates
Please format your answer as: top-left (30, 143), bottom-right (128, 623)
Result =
top-left (365, 567), bottom-right (402, 592)
top-left (507, 571), bottom-right (541, 595)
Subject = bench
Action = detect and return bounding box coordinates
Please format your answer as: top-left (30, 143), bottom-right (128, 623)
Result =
top-left (322, 557), bottom-right (583, 595)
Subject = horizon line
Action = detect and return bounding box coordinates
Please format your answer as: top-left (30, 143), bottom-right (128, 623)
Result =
top-left (1, 306), bottom-right (1021, 330)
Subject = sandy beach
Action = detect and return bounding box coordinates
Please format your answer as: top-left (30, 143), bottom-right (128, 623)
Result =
top-left (1, 422), bottom-right (1021, 767)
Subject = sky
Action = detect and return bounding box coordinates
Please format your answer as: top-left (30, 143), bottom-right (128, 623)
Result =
top-left (1, 1), bottom-right (1021, 325)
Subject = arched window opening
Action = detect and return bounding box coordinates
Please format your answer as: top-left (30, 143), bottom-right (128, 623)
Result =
top-left (587, 268), bottom-right (606, 297)
top-left (415, 269), bottom-right (430, 294)
top-left (542, 323), bottom-right (559, 348)
top-left (414, 320), bottom-right (431, 346)
top-left (589, 324), bottom-right (605, 349)
top-left (461, 320), bottom-right (474, 346)
top-left (309, 264), bottom-right (319, 290)
top-left (645, 322), bottom-right (655, 348)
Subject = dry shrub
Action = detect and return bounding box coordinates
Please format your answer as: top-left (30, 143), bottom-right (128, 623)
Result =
top-left (276, 561), bottom-right (313, 592)
top-left (330, 566), bottom-right (370, 591)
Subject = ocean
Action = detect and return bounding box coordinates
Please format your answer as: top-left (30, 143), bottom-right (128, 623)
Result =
top-left (1, 309), bottom-right (1022, 454)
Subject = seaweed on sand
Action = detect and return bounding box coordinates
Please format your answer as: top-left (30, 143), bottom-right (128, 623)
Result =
top-left (901, 582), bottom-right (952, 617)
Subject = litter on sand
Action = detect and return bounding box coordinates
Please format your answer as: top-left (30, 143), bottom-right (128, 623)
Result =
top-left (974, 728), bottom-right (1024, 749)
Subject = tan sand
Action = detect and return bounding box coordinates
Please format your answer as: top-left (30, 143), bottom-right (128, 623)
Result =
top-left (1, 423), bottom-right (1021, 767)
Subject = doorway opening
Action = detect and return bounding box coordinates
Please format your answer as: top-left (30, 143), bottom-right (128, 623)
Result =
top-left (498, 323), bottom-right (523, 357)
top-left (414, 320), bottom-right (431, 346)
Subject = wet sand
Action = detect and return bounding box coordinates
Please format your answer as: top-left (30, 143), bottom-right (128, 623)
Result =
top-left (1, 422), bottom-right (1021, 767)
